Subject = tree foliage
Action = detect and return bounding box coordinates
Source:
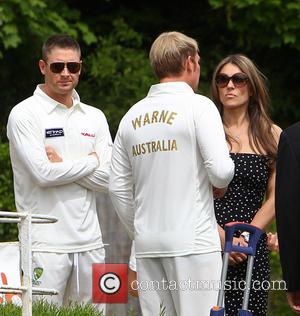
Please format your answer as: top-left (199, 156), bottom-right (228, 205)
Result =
top-left (79, 18), bottom-right (154, 136)
top-left (0, 0), bottom-right (96, 56)
top-left (0, 142), bottom-right (17, 241)
top-left (209, 0), bottom-right (300, 50)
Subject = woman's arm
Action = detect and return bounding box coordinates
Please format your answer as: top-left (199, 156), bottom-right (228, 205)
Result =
top-left (251, 124), bottom-right (282, 230)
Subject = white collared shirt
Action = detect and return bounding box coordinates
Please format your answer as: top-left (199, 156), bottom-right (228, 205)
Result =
top-left (109, 82), bottom-right (234, 258)
top-left (7, 85), bottom-right (112, 252)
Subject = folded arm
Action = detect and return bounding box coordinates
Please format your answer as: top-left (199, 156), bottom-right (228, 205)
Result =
top-left (75, 119), bottom-right (113, 192)
top-left (7, 111), bottom-right (98, 187)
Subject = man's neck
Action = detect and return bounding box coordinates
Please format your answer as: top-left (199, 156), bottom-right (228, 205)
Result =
top-left (160, 72), bottom-right (196, 92)
top-left (41, 85), bottom-right (73, 108)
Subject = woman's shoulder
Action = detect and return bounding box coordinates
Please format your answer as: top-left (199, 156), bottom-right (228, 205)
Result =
top-left (271, 124), bottom-right (282, 144)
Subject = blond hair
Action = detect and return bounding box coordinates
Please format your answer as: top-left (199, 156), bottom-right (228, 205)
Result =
top-left (149, 31), bottom-right (198, 79)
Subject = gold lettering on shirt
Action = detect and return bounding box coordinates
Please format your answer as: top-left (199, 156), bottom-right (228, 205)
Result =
top-left (132, 115), bottom-right (142, 130)
top-left (167, 111), bottom-right (177, 124)
top-left (143, 113), bottom-right (151, 125)
top-left (159, 110), bottom-right (168, 123)
top-left (132, 139), bottom-right (178, 157)
top-left (151, 111), bottom-right (159, 123)
top-left (132, 110), bottom-right (177, 130)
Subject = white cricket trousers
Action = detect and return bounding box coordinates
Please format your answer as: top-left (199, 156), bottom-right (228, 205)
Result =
top-left (137, 252), bottom-right (222, 316)
top-left (32, 248), bottom-right (106, 314)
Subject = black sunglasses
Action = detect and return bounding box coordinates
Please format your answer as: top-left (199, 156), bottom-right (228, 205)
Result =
top-left (215, 73), bottom-right (249, 88)
top-left (46, 61), bottom-right (82, 74)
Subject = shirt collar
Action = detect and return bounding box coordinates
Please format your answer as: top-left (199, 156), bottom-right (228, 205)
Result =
top-left (147, 81), bottom-right (195, 97)
top-left (34, 84), bottom-right (85, 114)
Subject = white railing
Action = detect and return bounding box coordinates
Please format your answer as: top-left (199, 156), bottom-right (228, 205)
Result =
top-left (0, 211), bottom-right (58, 316)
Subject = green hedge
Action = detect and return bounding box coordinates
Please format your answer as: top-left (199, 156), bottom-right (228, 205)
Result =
top-left (268, 221), bottom-right (293, 315)
top-left (0, 142), bottom-right (18, 241)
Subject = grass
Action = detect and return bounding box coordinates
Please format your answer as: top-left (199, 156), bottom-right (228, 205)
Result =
top-left (0, 301), bottom-right (105, 316)
top-left (0, 300), bottom-right (140, 316)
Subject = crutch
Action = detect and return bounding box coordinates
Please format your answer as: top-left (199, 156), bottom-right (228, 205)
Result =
top-left (210, 222), bottom-right (263, 316)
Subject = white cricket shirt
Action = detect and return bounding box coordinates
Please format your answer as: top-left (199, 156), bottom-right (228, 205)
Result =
top-left (7, 85), bottom-right (112, 253)
top-left (109, 82), bottom-right (234, 258)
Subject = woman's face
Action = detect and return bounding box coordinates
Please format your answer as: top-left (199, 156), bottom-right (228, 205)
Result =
top-left (217, 63), bottom-right (251, 111)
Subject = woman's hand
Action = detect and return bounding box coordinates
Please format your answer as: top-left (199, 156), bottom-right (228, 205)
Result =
top-left (228, 236), bottom-right (248, 265)
top-left (213, 187), bottom-right (227, 199)
top-left (267, 232), bottom-right (279, 252)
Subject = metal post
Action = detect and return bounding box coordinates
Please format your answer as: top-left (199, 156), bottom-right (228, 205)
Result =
top-left (19, 212), bottom-right (32, 316)
top-left (0, 211), bottom-right (58, 315)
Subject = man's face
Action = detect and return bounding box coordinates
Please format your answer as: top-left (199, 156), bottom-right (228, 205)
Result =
top-left (39, 47), bottom-right (81, 99)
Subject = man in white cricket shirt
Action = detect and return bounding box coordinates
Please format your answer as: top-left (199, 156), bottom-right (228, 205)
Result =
top-left (7, 34), bottom-right (112, 311)
top-left (109, 32), bottom-right (235, 315)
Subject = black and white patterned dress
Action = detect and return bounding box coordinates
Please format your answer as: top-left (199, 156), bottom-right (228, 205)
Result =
top-left (214, 153), bottom-right (271, 316)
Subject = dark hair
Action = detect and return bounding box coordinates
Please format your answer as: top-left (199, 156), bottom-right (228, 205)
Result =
top-left (42, 34), bottom-right (81, 61)
top-left (211, 54), bottom-right (277, 166)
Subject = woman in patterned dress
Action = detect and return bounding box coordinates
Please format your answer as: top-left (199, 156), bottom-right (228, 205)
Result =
top-left (211, 54), bottom-right (281, 315)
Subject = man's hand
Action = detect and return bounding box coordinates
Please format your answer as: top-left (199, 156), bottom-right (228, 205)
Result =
top-left (128, 268), bottom-right (138, 298)
top-left (45, 145), bottom-right (62, 163)
top-left (287, 291), bottom-right (300, 313)
top-left (89, 152), bottom-right (99, 165)
top-left (213, 187), bottom-right (227, 199)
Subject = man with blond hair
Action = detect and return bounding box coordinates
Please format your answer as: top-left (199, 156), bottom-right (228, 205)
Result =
top-left (109, 31), bottom-right (234, 315)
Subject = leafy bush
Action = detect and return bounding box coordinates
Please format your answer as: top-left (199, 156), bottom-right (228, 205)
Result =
top-left (78, 18), bottom-right (155, 137)
top-left (268, 221), bottom-right (293, 315)
top-left (0, 141), bottom-right (18, 241)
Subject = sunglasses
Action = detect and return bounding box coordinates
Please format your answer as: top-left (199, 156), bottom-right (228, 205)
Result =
top-left (46, 61), bottom-right (82, 74)
top-left (215, 73), bottom-right (249, 88)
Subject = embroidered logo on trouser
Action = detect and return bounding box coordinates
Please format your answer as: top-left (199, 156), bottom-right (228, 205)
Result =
top-left (32, 267), bottom-right (43, 286)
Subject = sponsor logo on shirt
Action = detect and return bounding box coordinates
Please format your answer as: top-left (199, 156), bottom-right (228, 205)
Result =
top-left (81, 132), bottom-right (95, 137)
top-left (45, 128), bottom-right (64, 138)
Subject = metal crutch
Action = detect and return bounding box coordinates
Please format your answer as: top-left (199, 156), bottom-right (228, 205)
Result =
top-left (210, 222), bottom-right (263, 316)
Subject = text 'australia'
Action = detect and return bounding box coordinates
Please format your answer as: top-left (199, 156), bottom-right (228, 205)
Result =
top-left (132, 139), bottom-right (177, 157)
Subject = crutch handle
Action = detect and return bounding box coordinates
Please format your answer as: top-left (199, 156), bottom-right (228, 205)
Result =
top-left (224, 222), bottom-right (263, 256)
